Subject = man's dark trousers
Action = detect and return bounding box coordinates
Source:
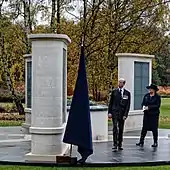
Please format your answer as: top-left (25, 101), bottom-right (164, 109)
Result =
top-left (112, 113), bottom-right (124, 147)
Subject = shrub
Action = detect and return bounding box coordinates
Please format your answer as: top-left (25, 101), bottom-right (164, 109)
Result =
top-left (89, 91), bottom-right (108, 102)
top-left (0, 90), bottom-right (24, 103)
top-left (0, 106), bottom-right (6, 113)
top-left (67, 96), bottom-right (72, 106)
top-left (4, 103), bottom-right (17, 113)
top-left (67, 87), bottom-right (73, 96)
top-left (160, 95), bottom-right (170, 98)
top-left (158, 86), bottom-right (170, 95)
top-left (67, 96), bottom-right (72, 100)
top-left (15, 82), bottom-right (25, 94)
top-left (0, 103), bottom-right (18, 113)
top-left (0, 113), bottom-right (24, 121)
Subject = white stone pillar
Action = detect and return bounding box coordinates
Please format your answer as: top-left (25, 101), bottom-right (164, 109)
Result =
top-left (25, 34), bottom-right (71, 163)
top-left (21, 54), bottom-right (32, 134)
top-left (116, 53), bottom-right (154, 131)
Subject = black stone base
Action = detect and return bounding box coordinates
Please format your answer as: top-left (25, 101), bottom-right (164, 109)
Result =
top-left (56, 156), bottom-right (77, 164)
top-left (1, 128), bottom-right (170, 167)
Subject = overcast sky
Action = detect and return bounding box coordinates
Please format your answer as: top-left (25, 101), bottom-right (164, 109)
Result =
top-left (37, 0), bottom-right (84, 25)
top-left (2, 0), bottom-right (83, 24)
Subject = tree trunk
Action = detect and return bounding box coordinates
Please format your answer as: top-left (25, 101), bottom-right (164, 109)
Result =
top-left (107, 0), bottom-right (113, 95)
top-left (83, 0), bottom-right (87, 44)
top-left (22, 0), bottom-right (31, 53)
top-left (28, 0), bottom-right (32, 33)
top-left (0, 33), bottom-right (24, 115)
top-left (0, 0), bottom-right (5, 18)
top-left (51, 0), bottom-right (56, 32)
top-left (56, 0), bottom-right (60, 33)
top-left (95, 83), bottom-right (98, 101)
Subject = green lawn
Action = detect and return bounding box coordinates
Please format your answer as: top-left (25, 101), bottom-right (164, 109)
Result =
top-left (159, 98), bottom-right (170, 129)
top-left (108, 98), bottom-right (170, 129)
top-left (1, 165), bottom-right (170, 170)
top-left (0, 120), bottom-right (23, 126)
top-left (0, 98), bottom-right (169, 128)
top-left (160, 98), bottom-right (170, 117)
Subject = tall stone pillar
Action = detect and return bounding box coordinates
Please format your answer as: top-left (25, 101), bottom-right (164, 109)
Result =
top-left (25, 34), bottom-right (71, 163)
top-left (21, 54), bottom-right (32, 134)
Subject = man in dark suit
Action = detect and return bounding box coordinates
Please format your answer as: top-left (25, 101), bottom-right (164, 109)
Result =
top-left (108, 78), bottom-right (131, 152)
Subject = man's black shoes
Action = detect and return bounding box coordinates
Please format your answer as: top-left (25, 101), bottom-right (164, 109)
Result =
top-left (112, 145), bottom-right (123, 151)
top-left (112, 146), bottom-right (117, 152)
top-left (118, 146), bottom-right (123, 150)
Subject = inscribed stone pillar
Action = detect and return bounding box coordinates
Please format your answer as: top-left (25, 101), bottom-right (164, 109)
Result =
top-left (25, 34), bottom-right (71, 163)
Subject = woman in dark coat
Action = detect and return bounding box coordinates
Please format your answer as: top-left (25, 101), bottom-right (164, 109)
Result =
top-left (136, 84), bottom-right (161, 147)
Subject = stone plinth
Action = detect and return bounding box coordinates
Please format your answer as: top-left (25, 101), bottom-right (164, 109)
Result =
top-left (116, 53), bottom-right (154, 131)
top-left (89, 107), bottom-right (108, 141)
top-left (21, 108), bottom-right (31, 134)
top-left (124, 110), bottom-right (143, 132)
top-left (25, 34), bottom-right (71, 163)
top-left (67, 106), bottom-right (108, 142)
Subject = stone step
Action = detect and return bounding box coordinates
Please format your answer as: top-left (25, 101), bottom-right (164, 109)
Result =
top-left (0, 134), bottom-right (24, 140)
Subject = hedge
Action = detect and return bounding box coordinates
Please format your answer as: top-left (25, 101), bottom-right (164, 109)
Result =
top-left (160, 95), bottom-right (170, 98)
top-left (0, 91), bottom-right (24, 103)
top-left (0, 103), bottom-right (19, 113)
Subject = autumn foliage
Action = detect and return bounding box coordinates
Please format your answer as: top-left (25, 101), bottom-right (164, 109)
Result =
top-left (0, 0), bottom-right (170, 103)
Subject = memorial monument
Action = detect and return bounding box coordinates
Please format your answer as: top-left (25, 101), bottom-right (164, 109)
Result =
top-left (22, 52), bottom-right (154, 137)
top-left (21, 34), bottom-right (155, 162)
top-left (25, 34), bottom-right (71, 162)
top-left (22, 54), bottom-right (108, 142)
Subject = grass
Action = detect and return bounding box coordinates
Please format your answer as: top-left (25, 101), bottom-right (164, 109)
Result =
top-left (157, 98), bottom-right (170, 129)
top-left (0, 98), bottom-right (169, 128)
top-left (108, 98), bottom-right (170, 129)
top-left (159, 116), bottom-right (170, 129)
top-left (0, 120), bottom-right (23, 126)
top-left (160, 98), bottom-right (170, 117)
top-left (1, 165), bottom-right (170, 170)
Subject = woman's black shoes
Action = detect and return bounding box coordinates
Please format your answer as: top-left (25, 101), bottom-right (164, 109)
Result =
top-left (151, 142), bottom-right (158, 147)
top-left (136, 142), bottom-right (158, 147)
top-left (136, 142), bottom-right (144, 147)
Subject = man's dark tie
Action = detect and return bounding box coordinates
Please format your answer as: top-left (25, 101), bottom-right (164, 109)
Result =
top-left (119, 89), bottom-right (122, 99)
top-left (119, 89), bottom-right (123, 100)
